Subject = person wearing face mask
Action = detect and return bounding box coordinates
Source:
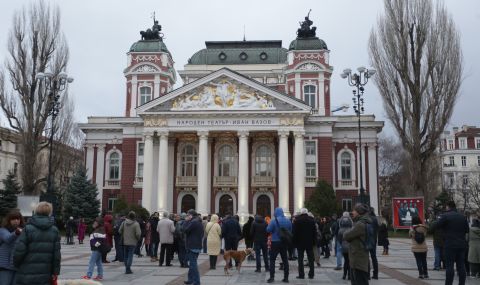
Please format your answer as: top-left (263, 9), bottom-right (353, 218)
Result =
top-left (0, 210), bottom-right (24, 285)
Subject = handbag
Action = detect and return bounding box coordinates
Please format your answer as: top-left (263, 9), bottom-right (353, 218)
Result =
top-left (99, 242), bottom-right (112, 255)
top-left (274, 218), bottom-right (292, 246)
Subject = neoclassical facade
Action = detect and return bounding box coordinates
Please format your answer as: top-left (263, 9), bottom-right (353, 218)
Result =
top-left (80, 17), bottom-right (383, 220)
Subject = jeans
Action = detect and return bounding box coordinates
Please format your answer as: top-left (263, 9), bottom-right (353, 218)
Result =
top-left (269, 241), bottom-right (289, 280)
top-left (297, 246), bottom-right (314, 278)
top-left (434, 245), bottom-right (444, 269)
top-left (202, 237), bottom-right (207, 253)
top-left (413, 252), bottom-right (428, 276)
top-left (0, 269), bottom-right (16, 285)
top-left (87, 250), bottom-right (104, 278)
top-left (343, 253), bottom-right (350, 278)
top-left (351, 269), bottom-right (369, 285)
top-left (187, 249), bottom-right (200, 285)
top-left (178, 242), bottom-right (187, 266)
top-left (150, 241), bottom-right (160, 258)
top-left (123, 245), bottom-right (135, 272)
top-left (254, 240), bottom-right (269, 270)
top-left (369, 247), bottom-right (378, 277)
top-left (225, 237), bottom-right (239, 266)
top-left (114, 235), bottom-right (124, 262)
top-left (134, 237), bottom-right (143, 256)
top-left (445, 247), bottom-right (466, 285)
top-left (159, 243), bottom-right (173, 265)
top-left (336, 240), bottom-right (343, 267)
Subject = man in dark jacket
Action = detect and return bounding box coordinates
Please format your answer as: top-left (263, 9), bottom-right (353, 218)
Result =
top-left (14, 202), bottom-right (61, 285)
top-left (266, 207), bottom-right (292, 283)
top-left (250, 215), bottom-right (269, 272)
top-left (429, 217), bottom-right (445, 270)
top-left (222, 214), bottom-right (242, 267)
top-left (66, 217), bottom-right (76, 245)
top-left (293, 208), bottom-right (317, 279)
top-left (149, 212), bottom-right (160, 261)
top-left (112, 214), bottom-right (125, 262)
top-left (434, 201), bottom-right (469, 285)
top-left (368, 207), bottom-right (379, 279)
top-left (243, 216), bottom-right (254, 260)
top-left (183, 209), bottom-right (203, 285)
top-left (344, 203), bottom-right (371, 285)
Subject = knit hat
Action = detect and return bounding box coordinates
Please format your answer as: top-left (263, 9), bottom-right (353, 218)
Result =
top-left (354, 203), bottom-right (369, 215)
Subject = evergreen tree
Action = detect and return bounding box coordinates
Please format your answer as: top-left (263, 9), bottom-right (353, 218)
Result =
top-left (0, 171), bottom-right (21, 218)
top-left (63, 167), bottom-right (100, 225)
top-left (305, 180), bottom-right (340, 217)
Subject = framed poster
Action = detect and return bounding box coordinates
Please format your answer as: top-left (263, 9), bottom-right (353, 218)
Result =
top-left (392, 197), bottom-right (424, 229)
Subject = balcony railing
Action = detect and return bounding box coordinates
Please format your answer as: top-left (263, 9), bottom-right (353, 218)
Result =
top-left (305, 177), bottom-right (317, 183)
top-left (251, 176), bottom-right (276, 187)
top-left (213, 176), bottom-right (237, 187)
top-left (135, 176), bottom-right (143, 183)
top-left (176, 176), bottom-right (198, 187)
top-left (106, 179), bottom-right (120, 188)
top-left (340, 180), bottom-right (354, 187)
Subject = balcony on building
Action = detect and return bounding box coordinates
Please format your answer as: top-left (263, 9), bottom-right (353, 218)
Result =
top-left (106, 179), bottom-right (120, 189)
top-left (213, 176), bottom-right (238, 187)
top-left (339, 179), bottom-right (354, 187)
top-left (176, 176), bottom-right (198, 187)
top-left (251, 175), bottom-right (276, 187)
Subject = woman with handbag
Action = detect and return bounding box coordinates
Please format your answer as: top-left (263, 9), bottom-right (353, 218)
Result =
top-left (14, 202), bottom-right (61, 285)
top-left (82, 217), bottom-right (107, 281)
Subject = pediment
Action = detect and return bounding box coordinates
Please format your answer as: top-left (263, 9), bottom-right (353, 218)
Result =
top-left (137, 68), bottom-right (311, 114)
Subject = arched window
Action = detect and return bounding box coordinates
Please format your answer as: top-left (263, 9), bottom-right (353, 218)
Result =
top-left (340, 152), bottom-right (352, 180)
top-left (303, 85), bottom-right (316, 108)
top-left (139, 86), bottom-right (152, 105)
top-left (109, 152), bottom-right (120, 179)
top-left (255, 145), bottom-right (273, 176)
top-left (181, 194), bottom-right (196, 213)
top-left (181, 145), bottom-right (197, 176)
top-left (218, 145), bottom-right (235, 176)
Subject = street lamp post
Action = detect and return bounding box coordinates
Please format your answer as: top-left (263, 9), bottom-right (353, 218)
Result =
top-left (340, 67), bottom-right (376, 205)
top-left (35, 71), bottom-right (73, 216)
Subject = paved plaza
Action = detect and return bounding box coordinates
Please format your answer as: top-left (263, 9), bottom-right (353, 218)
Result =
top-left (58, 238), bottom-right (478, 285)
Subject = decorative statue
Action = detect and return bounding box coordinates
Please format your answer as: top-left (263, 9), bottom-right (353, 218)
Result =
top-left (140, 15), bottom-right (163, 40)
top-left (297, 9), bottom-right (317, 38)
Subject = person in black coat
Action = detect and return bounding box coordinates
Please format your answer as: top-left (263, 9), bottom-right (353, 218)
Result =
top-left (149, 212), bottom-right (160, 261)
top-left (434, 201), bottom-right (469, 285)
top-left (183, 209), bottom-right (203, 285)
top-left (243, 216), bottom-right (254, 260)
top-left (250, 215), bottom-right (269, 272)
top-left (221, 214), bottom-right (242, 267)
top-left (293, 208), bottom-right (317, 279)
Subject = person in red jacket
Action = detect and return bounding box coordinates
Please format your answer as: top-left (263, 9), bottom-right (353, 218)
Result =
top-left (103, 214), bottom-right (114, 263)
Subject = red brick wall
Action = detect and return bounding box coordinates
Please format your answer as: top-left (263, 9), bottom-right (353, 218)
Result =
top-left (317, 137), bottom-right (333, 185)
top-left (120, 138), bottom-right (140, 205)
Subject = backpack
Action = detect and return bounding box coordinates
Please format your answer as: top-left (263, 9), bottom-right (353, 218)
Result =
top-left (275, 218), bottom-right (292, 246)
top-left (414, 227), bottom-right (425, 244)
top-left (363, 222), bottom-right (376, 251)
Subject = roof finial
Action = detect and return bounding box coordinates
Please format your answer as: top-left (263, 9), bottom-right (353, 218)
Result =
top-left (243, 25), bottom-right (246, 41)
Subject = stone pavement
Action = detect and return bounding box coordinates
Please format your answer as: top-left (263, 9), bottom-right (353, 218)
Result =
top-left (58, 238), bottom-right (478, 285)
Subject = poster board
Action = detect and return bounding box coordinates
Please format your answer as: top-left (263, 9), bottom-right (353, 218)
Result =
top-left (392, 197), bottom-right (424, 229)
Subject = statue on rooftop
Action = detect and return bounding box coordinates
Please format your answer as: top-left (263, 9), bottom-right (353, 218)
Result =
top-left (297, 9), bottom-right (317, 38)
top-left (140, 14), bottom-right (163, 40)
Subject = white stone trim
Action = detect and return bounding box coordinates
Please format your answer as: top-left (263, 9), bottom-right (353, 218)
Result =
top-left (337, 147), bottom-right (356, 189)
top-left (105, 148), bottom-right (122, 181)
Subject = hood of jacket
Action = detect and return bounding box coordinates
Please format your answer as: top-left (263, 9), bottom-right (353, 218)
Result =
top-left (274, 207), bottom-right (285, 218)
top-left (29, 215), bottom-right (54, 230)
top-left (353, 214), bottom-right (371, 224)
top-left (255, 215), bottom-right (265, 223)
top-left (210, 214), bottom-right (219, 223)
top-left (125, 218), bottom-right (136, 225)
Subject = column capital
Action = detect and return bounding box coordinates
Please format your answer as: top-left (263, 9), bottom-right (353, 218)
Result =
top-left (293, 130), bottom-right (306, 139)
top-left (278, 129), bottom-right (290, 138)
top-left (144, 133), bottom-right (154, 141)
top-left (157, 130), bottom-right (169, 139)
top-left (96, 144), bottom-right (106, 151)
top-left (144, 131), bottom-right (155, 138)
top-left (84, 143), bottom-right (95, 150)
top-left (197, 130), bottom-right (209, 140)
top-left (237, 130), bottom-right (249, 139)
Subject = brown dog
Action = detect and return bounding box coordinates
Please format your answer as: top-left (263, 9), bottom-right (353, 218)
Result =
top-left (223, 248), bottom-right (254, 275)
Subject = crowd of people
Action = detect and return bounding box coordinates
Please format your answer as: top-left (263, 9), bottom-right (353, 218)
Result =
top-left (1, 200), bottom-right (480, 285)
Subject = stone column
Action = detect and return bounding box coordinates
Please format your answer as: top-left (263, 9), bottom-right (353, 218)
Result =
top-left (85, 144), bottom-right (95, 180)
top-left (95, 144), bottom-right (106, 208)
top-left (278, 130), bottom-right (290, 216)
top-left (368, 144), bottom-right (379, 211)
top-left (294, 130), bottom-right (306, 213)
top-left (130, 75), bottom-right (138, 117)
top-left (142, 134), bottom-right (154, 213)
top-left (237, 131), bottom-right (249, 223)
top-left (197, 131), bottom-right (209, 216)
top-left (157, 131), bottom-right (169, 213)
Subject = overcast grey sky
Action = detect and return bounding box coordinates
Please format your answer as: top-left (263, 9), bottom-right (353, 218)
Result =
top-left (1, 0), bottom-right (479, 136)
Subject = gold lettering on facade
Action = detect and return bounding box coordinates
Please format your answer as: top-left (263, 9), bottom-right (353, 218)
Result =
top-left (144, 117), bottom-right (168, 127)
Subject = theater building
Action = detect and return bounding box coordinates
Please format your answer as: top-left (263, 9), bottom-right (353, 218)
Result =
top-left (79, 16), bottom-right (383, 220)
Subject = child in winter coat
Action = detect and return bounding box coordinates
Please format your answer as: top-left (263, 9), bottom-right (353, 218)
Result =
top-left (82, 218), bottom-right (106, 281)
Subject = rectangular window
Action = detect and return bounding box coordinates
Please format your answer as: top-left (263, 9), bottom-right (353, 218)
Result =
top-left (108, 198), bottom-right (117, 211)
top-left (305, 141), bottom-right (316, 155)
top-left (138, 143), bottom-right (144, 156)
top-left (13, 163), bottom-right (18, 176)
top-left (448, 139), bottom-right (454, 150)
top-left (476, 139), bottom-right (480, 149)
top-left (139, 87), bottom-right (152, 105)
top-left (449, 156), bottom-right (455, 166)
top-left (306, 163), bottom-right (316, 177)
top-left (447, 173), bottom-right (455, 187)
top-left (303, 85), bottom-right (316, 108)
top-left (137, 163), bottom-right (144, 177)
top-left (461, 156), bottom-right (467, 167)
top-left (342, 199), bottom-right (353, 212)
top-left (463, 175), bottom-right (469, 187)
top-left (459, 138), bottom-right (467, 149)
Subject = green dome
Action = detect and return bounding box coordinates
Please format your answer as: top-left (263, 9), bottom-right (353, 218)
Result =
top-left (288, 37), bottom-right (328, 51)
top-left (129, 39), bottom-right (170, 54)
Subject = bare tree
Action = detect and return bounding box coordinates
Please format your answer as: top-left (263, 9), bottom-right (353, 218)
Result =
top-left (0, 1), bottom-right (70, 194)
top-left (369, 0), bottom-right (462, 200)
